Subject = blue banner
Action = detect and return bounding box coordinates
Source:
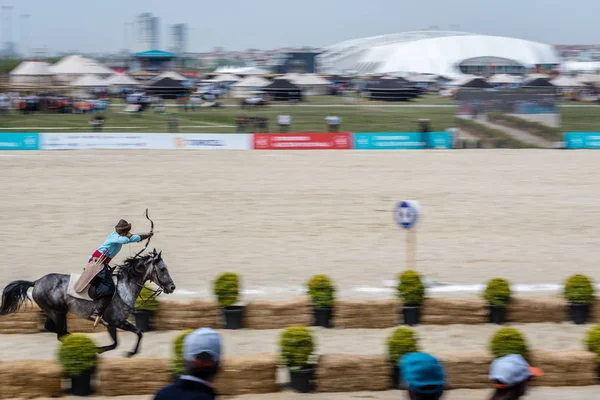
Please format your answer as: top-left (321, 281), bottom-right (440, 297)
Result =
top-left (426, 132), bottom-right (454, 149)
top-left (353, 132), bottom-right (454, 149)
top-left (0, 133), bottom-right (40, 150)
top-left (564, 132), bottom-right (600, 149)
top-left (354, 133), bottom-right (426, 149)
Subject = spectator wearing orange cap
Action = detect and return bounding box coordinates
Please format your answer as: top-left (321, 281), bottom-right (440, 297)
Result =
top-left (489, 354), bottom-right (543, 400)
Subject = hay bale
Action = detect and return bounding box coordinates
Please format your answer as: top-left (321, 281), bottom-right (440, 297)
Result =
top-left (589, 299), bottom-right (600, 322)
top-left (0, 360), bottom-right (62, 398)
top-left (245, 299), bottom-right (310, 329)
top-left (506, 297), bottom-right (565, 323)
top-left (421, 299), bottom-right (487, 325)
top-left (530, 350), bottom-right (596, 387)
top-left (437, 352), bottom-right (492, 389)
top-left (154, 300), bottom-right (221, 330)
top-left (333, 300), bottom-right (399, 328)
top-left (213, 354), bottom-right (278, 395)
top-left (0, 306), bottom-right (43, 334)
top-left (97, 358), bottom-right (171, 396)
top-left (315, 354), bottom-right (390, 392)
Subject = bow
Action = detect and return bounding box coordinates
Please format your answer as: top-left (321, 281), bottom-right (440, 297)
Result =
top-left (133, 208), bottom-right (154, 259)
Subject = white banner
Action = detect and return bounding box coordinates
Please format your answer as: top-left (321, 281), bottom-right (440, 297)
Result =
top-left (170, 134), bottom-right (251, 150)
top-left (39, 133), bottom-right (250, 150)
top-left (40, 133), bottom-right (169, 150)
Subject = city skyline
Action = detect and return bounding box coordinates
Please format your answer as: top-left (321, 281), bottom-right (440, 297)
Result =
top-left (1, 0), bottom-right (600, 56)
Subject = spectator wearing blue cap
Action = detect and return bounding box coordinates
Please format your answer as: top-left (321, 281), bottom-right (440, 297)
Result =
top-left (489, 354), bottom-right (543, 400)
top-left (153, 328), bottom-right (222, 400)
top-left (399, 352), bottom-right (446, 400)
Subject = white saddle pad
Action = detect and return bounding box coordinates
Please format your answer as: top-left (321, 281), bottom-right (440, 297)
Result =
top-left (67, 273), bottom-right (118, 302)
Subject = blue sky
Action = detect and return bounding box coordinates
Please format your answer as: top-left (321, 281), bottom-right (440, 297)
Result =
top-left (4, 0), bottom-right (599, 54)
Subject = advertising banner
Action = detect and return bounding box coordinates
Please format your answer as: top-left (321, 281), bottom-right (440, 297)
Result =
top-left (564, 132), bottom-right (600, 149)
top-left (253, 133), bottom-right (351, 150)
top-left (40, 133), bottom-right (167, 150)
top-left (0, 133), bottom-right (39, 150)
top-left (171, 134), bottom-right (251, 150)
top-left (426, 132), bottom-right (454, 149)
top-left (353, 133), bottom-right (426, 149)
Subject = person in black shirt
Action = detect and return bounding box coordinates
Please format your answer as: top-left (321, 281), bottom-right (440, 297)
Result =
top-left (153, 328), bottom-right (222, 400)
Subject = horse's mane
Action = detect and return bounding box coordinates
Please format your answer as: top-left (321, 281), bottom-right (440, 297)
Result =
top-left (115, 254), bottom-right (153, 280)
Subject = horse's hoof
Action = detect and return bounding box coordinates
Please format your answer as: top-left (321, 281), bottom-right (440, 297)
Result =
top-left (125, 351), bottom-right (136, 358)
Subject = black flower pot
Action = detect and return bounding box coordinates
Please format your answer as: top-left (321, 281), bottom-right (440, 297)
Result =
top-left (313, 308), bottom-right (333, 328)
top-left (402, 306), bottom-right (421, 326)
top-left (289, 367), bottom-right (315, 393)
top-left (70, 371), bottom-right (93, 396)
top-left (133, 310), bottom-right (154, 332)
top-left (568, 303), bottom-right (590, 325)
top-left (223, 306), bottom-right (245, 329)
top-left (488, 305), bottom-right (506, 325)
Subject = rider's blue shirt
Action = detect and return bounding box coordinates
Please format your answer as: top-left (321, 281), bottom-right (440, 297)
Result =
top-left (93, 232), bottom-right (142, 259)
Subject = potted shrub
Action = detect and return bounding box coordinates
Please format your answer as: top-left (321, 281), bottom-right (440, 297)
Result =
top-left (307, 274), bottom-right (336, 328)
top-left (397, 270), bottom-right (425, 326)
top-left (489, 327), bottom-right (529, 360)
top-left (387, 327), bottom-right (420, 389)
top-left (280, 325), bottom-right (315, 393)
top-left (482, 278), bottom-right (512, 325)
top-left (172, 329), bottom-right (194, 381)
top-left (134, 285), bottom-right (160, 332)
top-left (213, 272), bottom-right (243, 329)
top-left (564, 274), bottom-right (595, 324)
top-left (585, 325), bottom-right (600, 378)
top-left (57, 334), bottom-right (98, 396)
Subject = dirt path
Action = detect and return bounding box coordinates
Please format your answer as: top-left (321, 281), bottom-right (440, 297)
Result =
top-left (2, 150), bottom-right (600, 302)
top-left (0, 323), bottom-right (589, 362)
top-left (465, 115), bottom-right (554, 148)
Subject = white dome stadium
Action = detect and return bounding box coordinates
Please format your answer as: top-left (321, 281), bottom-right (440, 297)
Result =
top-left (316, 31), bottom-right (560, 78)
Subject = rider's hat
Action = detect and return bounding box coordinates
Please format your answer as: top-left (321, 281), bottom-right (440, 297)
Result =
top-left (115, 219), bottom-right (132, 234)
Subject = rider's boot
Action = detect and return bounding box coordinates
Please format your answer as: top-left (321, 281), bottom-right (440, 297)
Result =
top-left (92, 299), bottom-right (109, 328)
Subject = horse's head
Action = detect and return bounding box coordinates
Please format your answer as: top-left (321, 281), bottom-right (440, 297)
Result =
top-left (142, 248), bottom-right (176, 294)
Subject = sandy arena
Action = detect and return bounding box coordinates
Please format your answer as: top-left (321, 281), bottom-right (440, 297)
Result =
top-left (1, 149), bottom-right (600, 301)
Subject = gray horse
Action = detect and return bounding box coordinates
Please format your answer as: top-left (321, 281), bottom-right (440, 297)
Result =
top-left (0, 248), bottom-right (176, 357)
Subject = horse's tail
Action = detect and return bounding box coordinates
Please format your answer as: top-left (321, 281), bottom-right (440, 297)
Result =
top-left (0, 280), bottom-right (35, 315)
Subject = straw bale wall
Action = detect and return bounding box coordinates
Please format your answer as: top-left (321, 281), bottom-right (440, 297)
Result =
top-left (421, 299), bottom-right (487, 325)
top-left (333, 300), bottom-right (399, 328)
top-left (0, 360), bottom-right (62, 398)
top-left (315, 354), bottom-right (391, 392)
top-left (244, 299), bottom-right (311, 329)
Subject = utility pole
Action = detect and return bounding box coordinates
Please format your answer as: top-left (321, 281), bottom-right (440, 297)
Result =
top-left (20, 13), bottom-right (31, 58)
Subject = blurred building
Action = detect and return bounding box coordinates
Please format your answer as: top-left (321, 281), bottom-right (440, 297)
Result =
top-left (170, 24), bottom-right (188, 55)
top-left (273, 51), bottom-right (320, 74)
top-left (136, 13), bottom-right (160, 52)
top-left (317, 31), bottom-right (560, 78)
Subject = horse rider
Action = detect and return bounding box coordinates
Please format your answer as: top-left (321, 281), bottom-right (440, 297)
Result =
top-left (74, 219), bottom-right (153, 327)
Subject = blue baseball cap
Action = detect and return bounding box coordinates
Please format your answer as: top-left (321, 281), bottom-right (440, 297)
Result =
top-left (399, 352), bottom-right (445, 394)
top-left (490, 354), bottom-right (543, 388)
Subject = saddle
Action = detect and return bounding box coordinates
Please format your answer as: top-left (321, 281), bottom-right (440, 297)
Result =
top-left (67, 272), bottom-right (118, 302)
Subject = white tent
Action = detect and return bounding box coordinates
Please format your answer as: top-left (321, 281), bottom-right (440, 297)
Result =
top-left (214, 66), bottom-right (270, 75)
top-left (9, 61), bottom-right (54, 86)
top-left (576, 74), bottom-right (600, 84)
top-left (551, 76), bottom-right (586, 88)
top-left (281, 73), bottom-right (331, 95)
top-left (488, 74), bottom-right (522, 84)
top-left (105, 73), bottom-right (140, 86)
top-left (70, 74), bottom-right (109, 87)
top-left (229, 76), bottom-right (271, 98)
top-left (214, 73), bottom-right (242, 83)
top-left (406, 74), bottom-right (439, 83)
top-left (50, 55), bottom-right (114, 84)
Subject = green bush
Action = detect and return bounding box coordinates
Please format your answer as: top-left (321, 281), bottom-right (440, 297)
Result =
top-left (307, 274), bottom-right (336, 309)
top-left (483, 278), bottom-right (512, 306)
top-left (280, 325), bottom-right (314, 371)
top-left (387, 327), bottom-right (420, 364)
top-left (454, 117), bottom-right (535, 149)
top-left (57, 334), bottom-right (98, 377)
top-left (397, 270), bottom-right (425, 306)
top-left (172, 329), bottom-right (194, 375)
top-left (489, 327), bottom-right (529, 360)
top-left (135, 285), bottom-right (160, 311)
top-left (585, 325), bottom-right (600, 363)
top-left (564, 274), bottom-right (595, 305)
top-left (213, 272), bottom-right (240, 308)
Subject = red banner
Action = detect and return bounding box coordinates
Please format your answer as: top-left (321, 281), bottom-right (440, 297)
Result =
top-left (253, 133), bottom-right (351, 150)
